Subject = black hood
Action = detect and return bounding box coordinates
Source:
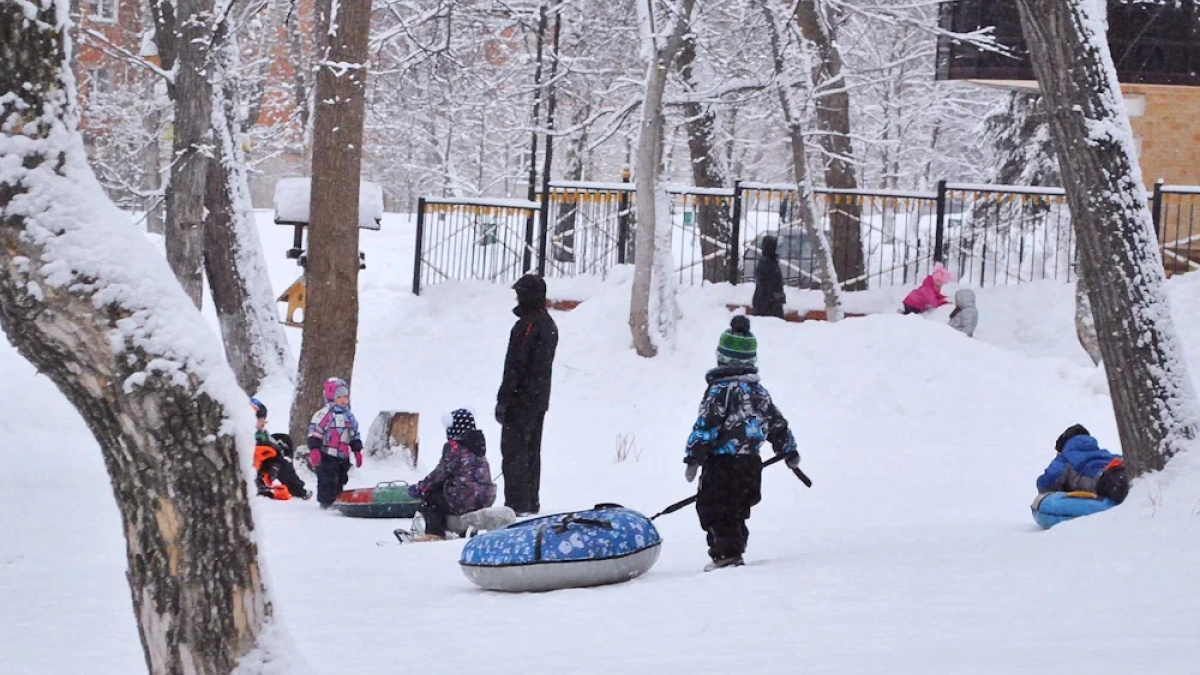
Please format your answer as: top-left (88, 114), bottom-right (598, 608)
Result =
top-left (761, 235), bottom-right (779, 260)
top-left (456, 429), bottom-right (488, 457)
top-left (706, 363), bottom-right (759, 384)
top-left (513, 274), bottom-right (547, 316)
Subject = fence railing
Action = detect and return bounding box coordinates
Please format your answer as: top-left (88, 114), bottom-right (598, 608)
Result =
top-left (411, 178), bottom-right (1200, 295)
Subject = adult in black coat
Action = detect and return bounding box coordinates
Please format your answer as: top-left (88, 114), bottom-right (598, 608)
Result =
top-left (751, 234), bottom-right (786, 318)
top-left (495, 274), bottom-right (559, 515)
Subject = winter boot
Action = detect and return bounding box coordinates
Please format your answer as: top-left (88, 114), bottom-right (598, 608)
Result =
top-left (704, 555), bottom-right (745, 572)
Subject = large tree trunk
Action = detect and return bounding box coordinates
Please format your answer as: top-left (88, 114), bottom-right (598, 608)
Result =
top-left (0, 5), bottom-right (280, 673)
top-left (794, 0), bottom-right (865, 289)
top-left (675, 32), bottom-right (732, 284)
top-left (1015, 0), bottom-right (1200, 474)
top-left (1074, 262), bottom-right (1102, 367)
top-left (204, 31), bottom-right (295, 395)
top-left (158, 0), bottom-right (217, 307)
top-left (759, 0), bottom-right (842, 321)
top-left (630, 0), bottom-right (696, 357)
top-left (290, 0), bottom-right (371, 441)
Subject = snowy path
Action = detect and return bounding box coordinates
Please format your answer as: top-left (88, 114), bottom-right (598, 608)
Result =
top-left (3, 213), bottom-right (1199, 674)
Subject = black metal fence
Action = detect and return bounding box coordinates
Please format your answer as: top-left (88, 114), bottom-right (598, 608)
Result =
top-left (411, 179), bottom-right (1200, 294)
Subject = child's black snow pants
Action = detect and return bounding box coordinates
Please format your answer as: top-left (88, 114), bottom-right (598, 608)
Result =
top-left (419, 491), bottom-right (454, 537)
top-left (696, 454), bottom-right (763, 561)
top-left (316, 455), bottom-right (350, 506)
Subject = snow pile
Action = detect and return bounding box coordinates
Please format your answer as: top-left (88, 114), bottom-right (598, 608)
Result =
top-left (3, 212), bottom-right (1200, 673)
top-left (272, 177), bottom-right (384, 230)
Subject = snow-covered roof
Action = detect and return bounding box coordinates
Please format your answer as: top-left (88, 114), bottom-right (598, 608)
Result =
top-left (273, 177), bottom-right (384, 230)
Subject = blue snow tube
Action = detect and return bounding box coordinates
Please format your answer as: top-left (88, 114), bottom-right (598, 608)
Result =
top-left (1032, 491), bottom-right (1116, 529)
top-left (459, 504), bottom-right (662, 592)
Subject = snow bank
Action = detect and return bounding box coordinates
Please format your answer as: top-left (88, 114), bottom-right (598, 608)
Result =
top-left (5, 209), bottom-right (1200, 674)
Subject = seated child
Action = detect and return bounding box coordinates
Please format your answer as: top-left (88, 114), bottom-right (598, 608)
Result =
top-left (948, 289), bottom-right (978, 337)
top-left (405, 409), bottom-right (497, 541)
top-left (902, 263), bottom-right (951, 314)
top-left (250, 399), bottom-right (310, 500)
top-left (1037, 424), bottom-right (1129, 504)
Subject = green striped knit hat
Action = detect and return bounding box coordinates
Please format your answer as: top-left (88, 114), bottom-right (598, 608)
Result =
top-left (717, 315), bottom-right (757, 366)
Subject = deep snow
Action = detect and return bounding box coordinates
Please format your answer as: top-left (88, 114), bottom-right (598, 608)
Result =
top-left (3, 212), bottom-right (1199, 674)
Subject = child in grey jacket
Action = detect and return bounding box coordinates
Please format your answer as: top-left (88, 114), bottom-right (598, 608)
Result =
top-left (948, 289), bottom-right (978, 337)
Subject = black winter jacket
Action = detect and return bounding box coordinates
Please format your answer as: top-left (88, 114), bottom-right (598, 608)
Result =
top-left (498, 284), bottom-right (559, 414)
top-left (752, 236), bottom-right (786, 318)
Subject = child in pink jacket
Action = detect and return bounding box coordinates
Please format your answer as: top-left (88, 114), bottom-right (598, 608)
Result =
top-left (901, 263), bottom-right (952, 315)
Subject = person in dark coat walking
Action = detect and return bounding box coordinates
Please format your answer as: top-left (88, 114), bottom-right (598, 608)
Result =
top-left (496, 274), bottom-right (559, 516)
top-left (752, 235), bottom-right (786, 319)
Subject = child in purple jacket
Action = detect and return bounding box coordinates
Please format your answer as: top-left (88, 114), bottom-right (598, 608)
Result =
top-left (407, 409), bottom-right (497, 540)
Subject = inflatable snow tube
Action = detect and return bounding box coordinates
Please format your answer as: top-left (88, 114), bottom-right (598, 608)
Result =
top-left (459, 504), bottom-right (662, 592)
top-left (1032, 491), bottom-right (1116, 530)
top-left (334, 481), bottom-right (421, 518)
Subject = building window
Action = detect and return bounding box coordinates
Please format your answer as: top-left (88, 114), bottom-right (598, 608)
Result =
top-left (90, 68), bottom-right (112, 103)
top-left (92, 0), bottom-right (117, 21)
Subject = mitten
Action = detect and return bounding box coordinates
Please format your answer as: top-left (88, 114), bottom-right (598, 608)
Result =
top-left (495, 402), bottom-right (507, 426)
top-left (309, 449), bottom-right (322, 468)
top-left (785, 451), bottom-right (801, 469)
top-left (353, 451), bottom-right (363, 468)
top-left (685, 464), bottom-right (699, 483)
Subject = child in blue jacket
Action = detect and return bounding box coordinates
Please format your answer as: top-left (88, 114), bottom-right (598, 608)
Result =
top-left (684, 316), bottom-right (800, 571)
top-left (1037, 424), bottom-right (1129, 504)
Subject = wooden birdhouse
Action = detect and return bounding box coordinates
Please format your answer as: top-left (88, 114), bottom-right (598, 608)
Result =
top-left (278, 276), bottom-right (306, 327)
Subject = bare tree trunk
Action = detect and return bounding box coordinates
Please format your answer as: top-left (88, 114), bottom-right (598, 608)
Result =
top-left (0, 5), bottom-right (279, 673)
top-left (794, 0), bottom-right (865, 290)
top-left (1074, 264), bottom-right (1102, 366)
top-left (204, 31), bottom-right (295, 395)
top-left (1016, 0), bottom-right (1200, 475)
top-left (630, 0), bottom-right (696, 357)
top-left (290, 0), bottom-right (371, 441)
top-left (675, 32), bottom-right (732, 284)
top-left (158, 0), bottom-right (217, 307)
top-left (759, 0), bottom-right (842, 321)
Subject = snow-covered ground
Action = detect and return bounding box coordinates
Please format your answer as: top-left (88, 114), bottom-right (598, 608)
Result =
top-left (3, 212), bottom-right (1199, 674)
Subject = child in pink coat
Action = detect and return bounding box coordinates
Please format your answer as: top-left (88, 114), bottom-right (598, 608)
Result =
top-left (901, 263), bottom-right (952, 315)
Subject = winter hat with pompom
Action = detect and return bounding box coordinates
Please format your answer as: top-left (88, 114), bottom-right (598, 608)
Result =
top-left (717, 315), bottom-right (757, 367)
top-left (442, 408), bottom-right (478, 441)
top-left (931, 263), bottom-right (952, 286)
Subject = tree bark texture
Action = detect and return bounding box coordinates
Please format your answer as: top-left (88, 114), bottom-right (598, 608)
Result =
top-left (630, 0), bottom-right (696, 358)
top-left (1016, 0), bottom-right (1199, 474)
top-left (0, 5), bottom-right (273, 673)
top-left (675, 33), bottom-right (732, 284)
top-left (160, 0), bottom-right (217, 308)
top-left (760, 0), bottom-right (842, 321)
top-left (290, 0), bottom-right (371, 441)
top-left (793, 0), bottom-right (865, 290)
top-left (204, 33), bottom-right (295, 395)
top-left (1074, 262), bottom-right (1102, 367)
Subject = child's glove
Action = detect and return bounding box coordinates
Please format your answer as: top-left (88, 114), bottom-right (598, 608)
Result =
top-left (309, 449), bottom-right (322, 468)
top-left (495, 402), bottom-right (507, 426)
top-left (353, 451), bottom-right (363, 468)
top-left (685, 464), bottom-right (699, 483)
top-left (785, 451), bottom-right (801, 469)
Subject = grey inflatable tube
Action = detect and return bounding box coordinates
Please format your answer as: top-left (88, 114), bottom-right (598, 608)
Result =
top-left (461, 544), bottom-right (662, 593)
